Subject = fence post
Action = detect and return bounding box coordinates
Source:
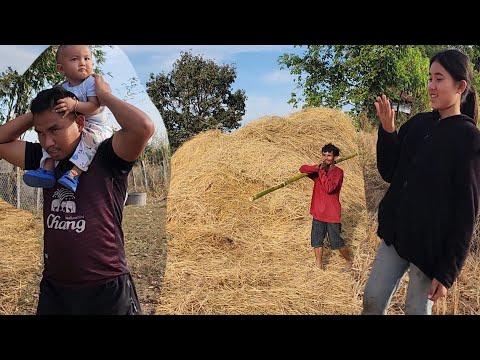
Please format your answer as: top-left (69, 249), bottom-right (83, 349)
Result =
top-left (141, 160), bottom-right (148, 190)
top-left (16, 167), bottom-right (20, 209)
top-left (132, 170), bottom-right (137, 192)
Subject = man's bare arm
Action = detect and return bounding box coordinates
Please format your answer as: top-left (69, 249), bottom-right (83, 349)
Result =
top-left (92, 74), bottom-right (155, 162)
top-left (0, 112), bottom-right (33, 168)
top-left (0, 112), bottom-right (33, 143)
top-left (0, 141), bottom-right (27, 168)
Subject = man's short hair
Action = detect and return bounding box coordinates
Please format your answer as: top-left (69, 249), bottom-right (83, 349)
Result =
top-left (322, 143), bottom-right (340, 157)
top-left (31, 87), bottom-right (78, 116)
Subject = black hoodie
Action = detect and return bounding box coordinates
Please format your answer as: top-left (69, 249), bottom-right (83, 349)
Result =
top-left (377, 111), bottom-right (480, 288)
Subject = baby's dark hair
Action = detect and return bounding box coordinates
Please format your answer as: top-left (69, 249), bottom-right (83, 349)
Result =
top-left (56, 45), bottom-right (71, 63)
top-left (30, 86), bottom-right (78, 116)
top-left (322, 143), bottom-right (340, 156)
top-left (56, 45), bottom-right (91, 63)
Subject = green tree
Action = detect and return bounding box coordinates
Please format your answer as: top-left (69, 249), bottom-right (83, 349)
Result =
top-left (419, 45), bottom-right (480, 96)
top-left (0, 45), bottom-right (107, 125)
top-left (146, 51), bottom-right (247, 151)
top-left (418, 45), bottom-right (480, 69)
top-left (279, 45), bottom-right (430, 127)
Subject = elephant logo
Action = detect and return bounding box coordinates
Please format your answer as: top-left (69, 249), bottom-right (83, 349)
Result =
top-left (62, 201), bottom-right (76, 213)
top-left (51, 188), bottom-right (76, 214)
top-left (51, 198), bottom-right (61, 212)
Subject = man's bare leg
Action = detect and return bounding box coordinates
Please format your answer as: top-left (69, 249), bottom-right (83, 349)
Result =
top-left (339, 245), bottom-right (353, 272)
top-left (314, 247), bottom-right (324, 270)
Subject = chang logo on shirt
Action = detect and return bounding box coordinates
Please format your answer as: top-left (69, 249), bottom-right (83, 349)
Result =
top-left (46, 214), bottom-right (85, 233)
top-left (47, 188), bottom-right (86, 233)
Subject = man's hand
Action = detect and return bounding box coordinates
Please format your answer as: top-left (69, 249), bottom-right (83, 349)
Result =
top-left (319, 161), bottom-right (330, 173)
top-left (54, 97), bottom-right (76, 118)
top-left (91, 73), bottom-right (112, 104)
top-left (428, 278), bottom-right (448, 302)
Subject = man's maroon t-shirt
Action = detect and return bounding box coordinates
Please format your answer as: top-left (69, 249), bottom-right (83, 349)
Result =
top-left (25, 137), bottom-right (134, 288)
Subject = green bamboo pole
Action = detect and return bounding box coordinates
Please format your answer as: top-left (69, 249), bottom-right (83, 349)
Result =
top-left (249, 153), bottom-right (359, 201)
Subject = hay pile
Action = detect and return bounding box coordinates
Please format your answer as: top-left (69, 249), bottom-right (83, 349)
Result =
top-left (0, 199), bottom-right (42, 314)
top-left (159, 107), bottom-right (368, 314)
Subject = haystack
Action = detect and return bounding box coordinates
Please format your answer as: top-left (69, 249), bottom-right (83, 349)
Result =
top-left (159, 107), bottom-right (368, 314)
top-left (0, 199), bottom-right (42, 314)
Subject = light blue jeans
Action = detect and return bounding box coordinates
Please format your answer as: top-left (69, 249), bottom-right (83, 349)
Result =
top-left (362, 240), bottom-right (434, 315)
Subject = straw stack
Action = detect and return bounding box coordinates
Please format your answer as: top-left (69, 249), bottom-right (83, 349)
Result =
top-left (159, 107), bottom-right (368, 314)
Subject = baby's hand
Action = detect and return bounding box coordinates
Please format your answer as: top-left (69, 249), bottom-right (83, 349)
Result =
top-left (55, 97), bottom-right (77, 118)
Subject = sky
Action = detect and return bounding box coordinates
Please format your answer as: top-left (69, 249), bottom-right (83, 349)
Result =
top-left (0, 45), bottom-right (305, 143)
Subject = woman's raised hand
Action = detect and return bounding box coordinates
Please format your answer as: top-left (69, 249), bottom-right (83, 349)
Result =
top-left (375, 94), bottom-right (396, 133)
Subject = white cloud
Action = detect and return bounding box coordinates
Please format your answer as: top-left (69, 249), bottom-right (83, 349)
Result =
top-left (261, 70), bottom-right (295, 84)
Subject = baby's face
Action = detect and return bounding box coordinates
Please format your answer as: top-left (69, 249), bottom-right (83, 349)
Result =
top-left (57, 45), bottom-right (93, 84)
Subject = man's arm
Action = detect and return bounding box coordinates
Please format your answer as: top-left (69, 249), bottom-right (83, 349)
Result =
top-left (0, 112), bottom-right (33, 168)
top-left (299, 164), bottom-right (319, 181)
top-left (92, 74), bottom-right (155, 162)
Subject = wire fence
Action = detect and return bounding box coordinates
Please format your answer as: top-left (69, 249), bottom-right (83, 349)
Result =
top-left (0, 157), bottom-right (170, 214)
top-left (128, 158), bottom-right (170, 197)
top-left (0, 163), bottom-right (43, 212)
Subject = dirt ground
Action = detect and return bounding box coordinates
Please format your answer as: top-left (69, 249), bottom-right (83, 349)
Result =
top-left (13, 196), bottom-right (167, 315)
top-left (123, 196), bottom-right (168, 315)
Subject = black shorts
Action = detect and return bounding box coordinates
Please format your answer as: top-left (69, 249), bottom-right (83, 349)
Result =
top-left (310, 219), bottom-right (345, 250)
top-left (36, 273), bottom-right (142, 315)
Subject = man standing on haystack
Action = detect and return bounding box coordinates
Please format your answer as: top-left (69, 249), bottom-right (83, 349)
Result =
top-left (299, 143), bottom-right (353, 272)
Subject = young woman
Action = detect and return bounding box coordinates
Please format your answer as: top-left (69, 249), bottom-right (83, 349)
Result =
top-left (363, 49), bottom-right (480, 315)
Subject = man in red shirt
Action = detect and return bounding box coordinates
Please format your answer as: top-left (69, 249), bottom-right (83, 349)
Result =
top-left (299, 143), bottom-right (353, 271)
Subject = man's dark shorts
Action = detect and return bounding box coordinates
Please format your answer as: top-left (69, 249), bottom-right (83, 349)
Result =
top-left (310, 218), bottom-right (345, 250)
top-left (36, 273), bottom-right (142, 315)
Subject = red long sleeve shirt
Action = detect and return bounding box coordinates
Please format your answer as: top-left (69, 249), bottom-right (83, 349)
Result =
top-left (299, 164), bottom-right (343, 223)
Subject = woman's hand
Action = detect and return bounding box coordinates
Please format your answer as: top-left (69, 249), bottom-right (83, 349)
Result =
top-left (375, 94), bottom-right (396, 133)
top-left (428, 278), bottom-right (448, 302)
